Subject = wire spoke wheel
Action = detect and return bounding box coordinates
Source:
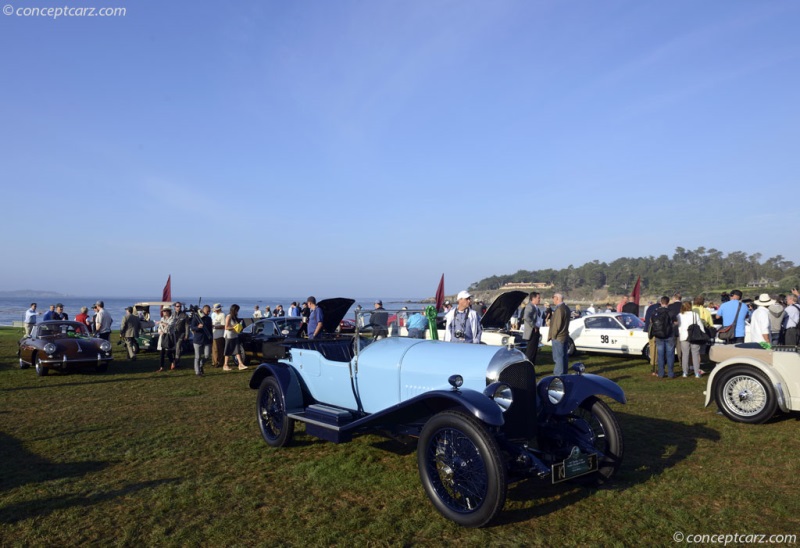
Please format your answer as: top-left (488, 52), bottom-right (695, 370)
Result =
top-left (429, 427), bottom-right (488, 512)
top-left (568, 396), bottom-right (623, 484)
top-left (723, 375), bottom-right (767, 416)
top-left (714, 365), bottom-right (777, 424)
top-left (256, 376), bottom-right (294, 447)
top-left (418, 411), bottom-right (506, 527)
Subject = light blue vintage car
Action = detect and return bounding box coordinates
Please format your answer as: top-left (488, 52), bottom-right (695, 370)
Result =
top-left (249, 306), bottom-right (626, 527)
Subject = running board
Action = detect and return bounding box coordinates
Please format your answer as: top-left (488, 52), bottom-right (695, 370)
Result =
top-left (288, 404), bottom-right (354, 443)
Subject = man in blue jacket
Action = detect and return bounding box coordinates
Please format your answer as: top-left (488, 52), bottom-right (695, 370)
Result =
top-left (716, 290), bottom-right (747, 344)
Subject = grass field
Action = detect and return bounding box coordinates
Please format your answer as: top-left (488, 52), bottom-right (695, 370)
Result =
top-left (1, 327), bottom-right (798, 546)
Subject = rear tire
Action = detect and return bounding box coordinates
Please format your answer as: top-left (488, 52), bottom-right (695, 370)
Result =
top-left (19, 359), bottom-right (30, 369)
top-left (256, 376), bottom-right (294, 447)
top-left (567, 337), bottom-right (576, 357)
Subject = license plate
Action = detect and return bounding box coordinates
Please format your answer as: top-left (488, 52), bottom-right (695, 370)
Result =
top-left (551, 447), bottom-right (598, 483)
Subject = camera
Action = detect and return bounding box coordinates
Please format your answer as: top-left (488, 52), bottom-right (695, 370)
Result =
top-left (454, 330), bottom-right (465, 339)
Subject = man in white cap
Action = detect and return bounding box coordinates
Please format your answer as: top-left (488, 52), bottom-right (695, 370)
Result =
top-left (211, 303), bottom-right (225, 367)
top-left (750, 293), bottom-right (774, 344)
top-left (444, 291), bottom-right (482, 343)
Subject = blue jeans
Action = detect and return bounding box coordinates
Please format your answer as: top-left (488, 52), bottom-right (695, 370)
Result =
top-left (194, 343), bottom-right (211, 375)
top-left (551, 339), bottom-right (568, 376)
top-left (656, 337), bottom-right (676, 378)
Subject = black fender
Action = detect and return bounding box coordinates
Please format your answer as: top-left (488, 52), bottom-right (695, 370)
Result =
top-left (249, 363), bottom-right (305, 413)
top-left (346, 388), bottom-right (505, 432)
top-left (537, 373), bottom-right (626, 415)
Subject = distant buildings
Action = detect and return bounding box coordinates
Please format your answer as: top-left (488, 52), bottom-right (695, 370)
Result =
top-left (746, 278), bottom-right (775, 288)
top-left (502, 282), bottom-right (554, 290)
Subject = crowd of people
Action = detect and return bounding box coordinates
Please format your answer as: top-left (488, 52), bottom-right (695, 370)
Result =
top-left (21, 287), bottom-right (800, 381)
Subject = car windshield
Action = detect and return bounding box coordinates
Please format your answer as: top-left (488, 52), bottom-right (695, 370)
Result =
top-left (274, 318), bottom-right (302, 336)
top-left (616, 313), bottom-right (645, 329)
top-left (39, 322), bottom-right (91, 338)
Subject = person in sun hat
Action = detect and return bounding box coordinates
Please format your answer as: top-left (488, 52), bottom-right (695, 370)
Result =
top-left (211, 303), bottom-right (225, 367)
top-left (749, 293), bottom-right (775, 344)
top-left (444, 291), bottom-right (482, 343)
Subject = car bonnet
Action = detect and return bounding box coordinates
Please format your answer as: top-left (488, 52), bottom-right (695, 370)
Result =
top-left (480, 290), bottom-right (527, 329)
top-left (318, 298), bottom-right (356, 333)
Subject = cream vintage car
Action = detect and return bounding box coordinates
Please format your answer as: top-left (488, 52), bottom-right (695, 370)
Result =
top-left (704, 343), bottom-right (800, 424)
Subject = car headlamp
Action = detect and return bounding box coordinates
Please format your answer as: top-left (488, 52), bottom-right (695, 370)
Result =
top-left (44, 343), bottom-right (57, 355)
top-left (484, 382), bottom-right (513, 412)
top-left (501, 336), bottom-right (510, 346)
top-left (100, 341), bottom-right (112, 353)
top-left (547, 377), bottom-right (565, 405)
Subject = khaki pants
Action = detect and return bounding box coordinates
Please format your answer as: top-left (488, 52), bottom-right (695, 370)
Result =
top-left (212, 338), bottom-right (224, 367)
top-left (649, 336), bottom-right (657, 370)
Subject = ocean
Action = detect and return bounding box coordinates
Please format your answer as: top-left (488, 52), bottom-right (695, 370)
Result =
top-left (0, 296), bottom-right (428, 329)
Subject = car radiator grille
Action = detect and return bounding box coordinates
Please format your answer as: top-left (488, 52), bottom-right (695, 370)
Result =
top-left (496, 361), bottom-right (537, 439)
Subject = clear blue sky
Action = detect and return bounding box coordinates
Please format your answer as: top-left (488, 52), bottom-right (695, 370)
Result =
top-left (2, 0), bottom-right (798, 298)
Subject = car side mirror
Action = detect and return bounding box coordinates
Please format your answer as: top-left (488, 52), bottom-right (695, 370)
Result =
top-left (571, 363), bottom-right (586, 375)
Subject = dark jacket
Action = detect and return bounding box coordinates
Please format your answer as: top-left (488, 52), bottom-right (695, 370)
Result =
top-left (173, 311), bottom-right (189, 340)
top-left (191, 314), bottom-right (213, 345)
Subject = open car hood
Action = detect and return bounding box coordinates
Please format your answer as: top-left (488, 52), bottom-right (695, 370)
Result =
top-left (481, 290), bottom-right (527, 329)
top-left (319, 298), bottom-right (356, 334)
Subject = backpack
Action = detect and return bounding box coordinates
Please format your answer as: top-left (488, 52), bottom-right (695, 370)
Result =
top-left (650, 308), bottom-right (673, 339)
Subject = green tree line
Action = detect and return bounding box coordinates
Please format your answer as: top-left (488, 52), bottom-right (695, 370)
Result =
top-left (470, 247), bottom-right (800, 297)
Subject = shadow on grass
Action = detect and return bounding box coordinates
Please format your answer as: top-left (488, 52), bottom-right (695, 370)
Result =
top-left (0, 432), bottom-right (183, 524)
top-left (0, 373), bottom-right (177, 392)
top-left (499, 411), bottom-right (720, 525)
top-left (0, 432), bottom-right (110, 492)
top-left (0, 478), bottom-right (181, 524)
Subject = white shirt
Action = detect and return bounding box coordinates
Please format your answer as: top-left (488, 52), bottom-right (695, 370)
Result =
top-left (677, 310), bottom-right (704, 341)
top-left (750, 306), bottom-right (771, 342)
top-left (253, 310), bottom-right (263, 319)
top-left (784, 304), bottom-right (800, 329)
top-left (212, 311), bottom-right (226, 339)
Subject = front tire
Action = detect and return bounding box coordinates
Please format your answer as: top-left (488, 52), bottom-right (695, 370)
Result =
top-left (96, 363), bottom-right (109, 373)
top-left (714, 365), bottom-right (777, 424)
top-left (35, 357), bottom-right (48, 376)
top-left (256, 376), bottom-right (294, 447)
top-left (570, 396), bottom-right (624, 484)
top-left (417, 410), bottom-right (506, 528)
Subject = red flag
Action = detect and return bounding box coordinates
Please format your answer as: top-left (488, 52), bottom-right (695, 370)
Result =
top-left (434, 274), bottom-right (445, 312)
top-left (630, 276), bottom-right (641, 306)
top-left (162, 275), bottom-right (172, 302)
